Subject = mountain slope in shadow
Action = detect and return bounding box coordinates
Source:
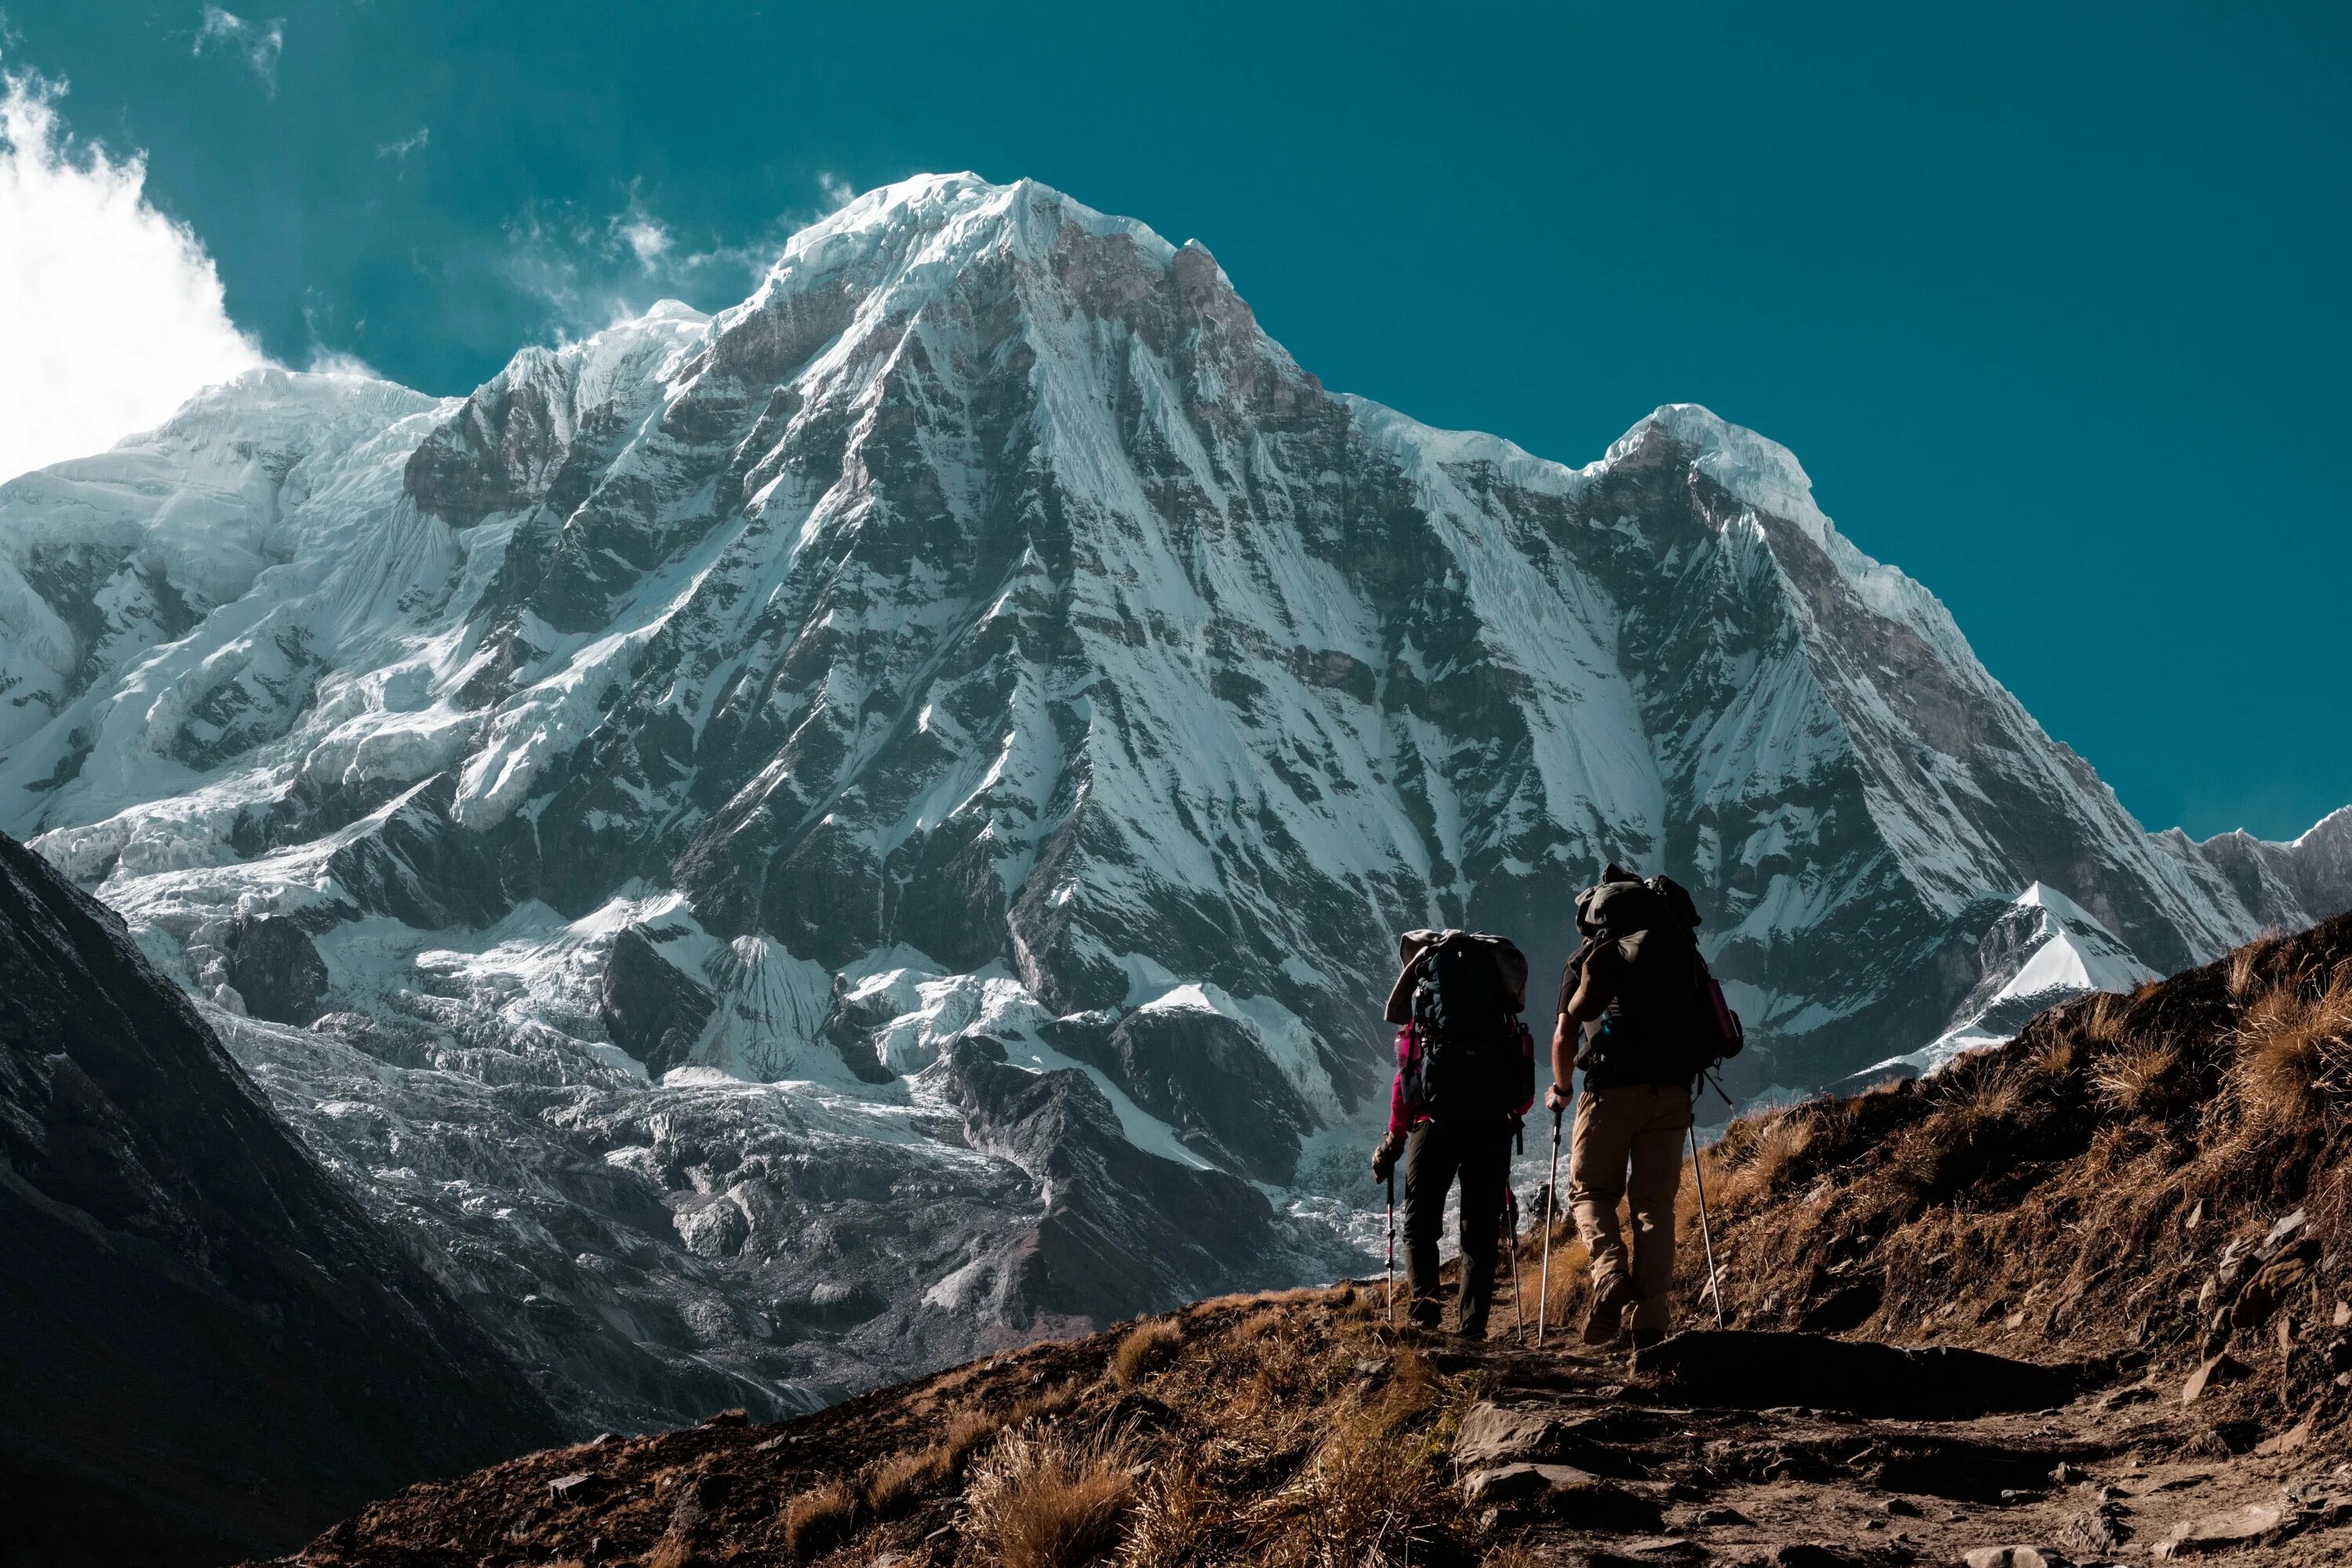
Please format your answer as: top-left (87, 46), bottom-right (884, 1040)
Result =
top-left (0, 830), bottom-right (564, 1567)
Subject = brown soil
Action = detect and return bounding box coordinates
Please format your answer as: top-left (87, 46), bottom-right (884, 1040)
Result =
top-left (258, 915), bottom-right (2352, 1566)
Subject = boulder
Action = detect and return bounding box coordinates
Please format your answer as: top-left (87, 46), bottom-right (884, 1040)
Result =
top-left (1962, 1549), bottom-right (2069, 1568)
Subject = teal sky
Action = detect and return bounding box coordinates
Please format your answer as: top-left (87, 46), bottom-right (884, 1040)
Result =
top-left (6, 1), bottom-right (2347, 841)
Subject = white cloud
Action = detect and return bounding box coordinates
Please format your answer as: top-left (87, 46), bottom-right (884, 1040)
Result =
top-left (618, 216), bottom-right (673, 268)
top-left (0, 71), bottom-right (270, 483)
top-left (193, 6), bottom-right (284, 95)
top-left (503, 182), bottom-right (863, 339)
top-left (376, 125), bottom-right (429, 168)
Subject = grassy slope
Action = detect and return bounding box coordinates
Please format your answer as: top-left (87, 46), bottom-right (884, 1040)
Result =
top-left (1678, 909), bottom-right (2352, 1425)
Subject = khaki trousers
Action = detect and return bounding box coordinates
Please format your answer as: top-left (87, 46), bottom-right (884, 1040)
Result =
top-left (1567, 1083), bottom-right (1692, 1331)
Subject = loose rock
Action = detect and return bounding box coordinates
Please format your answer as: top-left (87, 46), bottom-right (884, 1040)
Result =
top-left (1962, 1549), bottom-right (2069, 1568)
top-left (2154, 1499), bottom-right (2283, 1558)
top-left (2179, 1353), bottom-right (2247, 1403)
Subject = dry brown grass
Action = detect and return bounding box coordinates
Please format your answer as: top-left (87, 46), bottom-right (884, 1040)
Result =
top-left (2027, 1029), bottom-right (2079, 1080)
top-left (1479, 1547), bottom-right (1545, 1568)
top-left (2094, 1039), bottom-right (2180, 1116)
top-left (2084, 989), bottom-right (2133, 1044)
top-left (1006, 1377), bottom-right (1086, 1429)
top-left (863, 1447), bottom-right (935, 1519)
top-left (1119, 1454), bottom-right (1214, 1567)
top-left (1110, 1319), bottom-right (1184, 1388)
top-left (965, 1424), bottom-right (1134, 1568)
top-left (864, 1404), bottom-right (1000, 1519)
top-left (1709, 1106), bottom-right (1813, 1210)
top-left (2226, 934), bottom-right (2288, 1003)
top-left (1254, 1374), bottom-right (1457, 1568)
top-left (940, 1406), bottom-right (999, 1469)
top-left (780, 1477), bottom-right (856, 1560)
top-left (2229, 960), bottom-right (2352, 1131)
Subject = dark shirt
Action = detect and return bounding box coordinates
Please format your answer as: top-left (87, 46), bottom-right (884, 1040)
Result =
top-left (1560, 940), bottom-right (1679, 1090)
top-left (1556, 940), bottom-right (1625, 1022)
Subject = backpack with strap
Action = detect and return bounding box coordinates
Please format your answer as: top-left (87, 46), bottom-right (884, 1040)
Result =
top-left (1573, 868), bottom-right (1743, 1089)
top-left (1392, 930), bottom-right (1535, 1122)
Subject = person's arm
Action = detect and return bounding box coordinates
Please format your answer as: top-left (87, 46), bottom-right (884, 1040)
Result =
top-left (1544, 948), bottom-right (1617, 1111)
top-left (1545, 1011), bottom-right (1577, 1113)
top-left (1373, 1029), bottom-right (1410, 1179)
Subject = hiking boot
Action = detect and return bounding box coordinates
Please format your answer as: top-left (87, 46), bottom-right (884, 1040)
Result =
top-left (1581, 1273), bottom-right (1637, 1345)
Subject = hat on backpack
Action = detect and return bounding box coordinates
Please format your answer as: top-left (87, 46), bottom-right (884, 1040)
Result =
top-left (1575, 866), bottom-right (1703, 937)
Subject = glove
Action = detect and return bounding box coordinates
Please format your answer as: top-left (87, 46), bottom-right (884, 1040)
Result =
top-left (1370, 1131), bottom-right (1406, 1183)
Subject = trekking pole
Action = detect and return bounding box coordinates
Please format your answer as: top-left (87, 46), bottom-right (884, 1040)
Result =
top-left (1688, 1122), bottom-right (1726, 1329)
top-left (1537, 1104), bottom-right (1563, 1345)
top-left (1505, 1188), bottom-right (1526, 1344)
top-left (1385, 1170), bottom-right (1396, 1325)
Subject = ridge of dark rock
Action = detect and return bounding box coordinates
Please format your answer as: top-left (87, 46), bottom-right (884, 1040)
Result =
top-left (0, 829), bottom-right (564, 1567)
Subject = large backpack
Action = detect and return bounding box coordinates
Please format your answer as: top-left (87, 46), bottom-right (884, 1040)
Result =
top-left (1389, 930), bottom-right (1534, 1121)
top-left (1573, 869), bottom-right (1743, 1088)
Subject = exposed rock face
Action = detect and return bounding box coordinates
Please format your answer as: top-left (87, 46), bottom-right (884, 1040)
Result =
top-left (215, 913), bottom-right (331, 1023)
top-left (599, 925), bottom-right (717, 1076)
top-left (931, 1036), bottom-right (1293, 1319)
top-left (0, 174), bottom-right (2344, 1421)
top-left (0, 830), bottom-right (560, 1566)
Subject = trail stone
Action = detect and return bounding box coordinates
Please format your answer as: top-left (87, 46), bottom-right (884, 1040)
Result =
top-left (549, 1471), bottom-right (601, 1503)
top-left (1461, 1461), bottom-right (1592, 1508)
top-left (2252, 1417), bottom-right (2314, 1456)
top-left (1457, 1464), bottom-right (1663, 1530)
top-left (1451, 1401), bottom-right (1609, 1471)
top-left (2180, 1353), bottom-right (2247, 1403)
top-left (2154, 1500), bottom-right (2284, 1558)
top-left (1962, 1549), bottom-right (2069, 1568)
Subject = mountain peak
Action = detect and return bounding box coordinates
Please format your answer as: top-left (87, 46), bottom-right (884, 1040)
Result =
top-left (1616, 402), bottom-right (1828, 543)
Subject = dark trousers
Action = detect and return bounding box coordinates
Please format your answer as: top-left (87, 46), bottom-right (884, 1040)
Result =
top-left (1403, 1116), bottom-right (1512, 1336)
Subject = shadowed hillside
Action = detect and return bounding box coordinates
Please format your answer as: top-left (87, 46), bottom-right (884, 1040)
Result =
top-left (0, 832), bottom-right (563, 1567)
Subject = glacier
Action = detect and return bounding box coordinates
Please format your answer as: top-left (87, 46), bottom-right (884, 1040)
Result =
top-left (2, 172), bottom-right (2345, 1426)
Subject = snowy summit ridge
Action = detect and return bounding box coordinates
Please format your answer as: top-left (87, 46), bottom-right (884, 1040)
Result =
top-left (1, 173), bottom-right (2344, 1425)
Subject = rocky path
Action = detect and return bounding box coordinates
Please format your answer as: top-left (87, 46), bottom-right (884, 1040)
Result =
top-left (1446, 1331), bottom-right (2352, 1566)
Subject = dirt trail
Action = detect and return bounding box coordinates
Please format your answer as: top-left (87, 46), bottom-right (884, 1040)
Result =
top-left (1443, 1328), bottom-right (2351, 1565)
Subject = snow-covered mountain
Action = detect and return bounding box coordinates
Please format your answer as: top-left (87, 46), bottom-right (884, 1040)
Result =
top-left (2, 173), bottom-right (2343, 1422)
top-left (1834, 882), bottom-right (2162, 1089)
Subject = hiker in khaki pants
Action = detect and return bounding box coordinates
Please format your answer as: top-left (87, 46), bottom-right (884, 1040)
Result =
top-left (1546, 873), bottom-right (1700, 1348)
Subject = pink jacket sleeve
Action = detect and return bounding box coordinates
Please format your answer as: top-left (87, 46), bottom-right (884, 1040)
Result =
top-left (1387, 1026), bottom-right (1413, 1137)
